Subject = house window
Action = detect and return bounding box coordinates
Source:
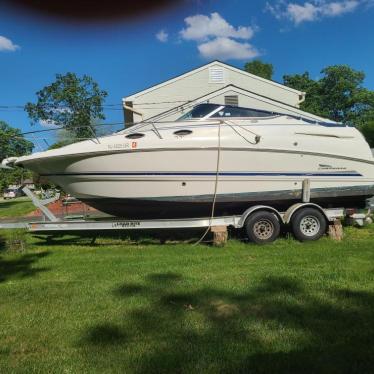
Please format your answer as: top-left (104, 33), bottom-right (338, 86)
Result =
top-left (209, 67), bottom-right (225, 83)
top-left (224, 95), bottom-right (239, 106)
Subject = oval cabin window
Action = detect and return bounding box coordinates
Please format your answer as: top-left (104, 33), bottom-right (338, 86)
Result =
top-left (174, 129), bottom-right (193, 136)
top-left (125, 133), bottom-right (145, 139)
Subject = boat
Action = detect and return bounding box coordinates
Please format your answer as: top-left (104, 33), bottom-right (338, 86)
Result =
top-left (3, 103), bottom-right (374, 219)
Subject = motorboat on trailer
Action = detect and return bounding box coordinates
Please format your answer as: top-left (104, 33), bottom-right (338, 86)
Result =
top-left (3, 103), bottom-right (374, 219)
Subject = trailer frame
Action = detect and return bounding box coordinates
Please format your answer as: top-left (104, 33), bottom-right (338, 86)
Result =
top-left (0, 185), bottom-right (370, 244)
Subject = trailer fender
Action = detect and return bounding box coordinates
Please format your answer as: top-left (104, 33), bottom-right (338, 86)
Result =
top-left (237, 205), bottom-right (283, 228)
top-left (283, 203), bottom-right (329, 224)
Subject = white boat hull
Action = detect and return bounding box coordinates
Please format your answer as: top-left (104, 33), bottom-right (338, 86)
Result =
top-left (7, 108), bottom-right (374, 218)
top-left (19, 146), bottom-right (374, 218)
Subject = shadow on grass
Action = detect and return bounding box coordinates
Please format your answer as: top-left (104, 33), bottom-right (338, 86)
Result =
top-left (80, 274), bottom-right (374, 372)
top-left (0, 234), bottom-right (6, 251)
top-left (0, 199), bottom-right (34, 217)
top-left (0, 200), bottom-right (23, 209)
top-left (82, 324), bottom-right (127, 346)
top-left (0, 251), bottom-right (50, 283)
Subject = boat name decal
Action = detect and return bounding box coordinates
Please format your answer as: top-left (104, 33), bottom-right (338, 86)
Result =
top-left (107, 143), bottom-right (130, 150)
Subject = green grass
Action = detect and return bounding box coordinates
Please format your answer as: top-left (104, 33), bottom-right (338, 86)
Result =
top-left (0, 197), bottom-right (35, 218)
top-left (1, 225), bottom-right (374, 373)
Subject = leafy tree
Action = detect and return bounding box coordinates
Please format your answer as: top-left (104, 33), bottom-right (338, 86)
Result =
top-left (0, 121), bottom-right (34, 192)
top-left (0, 121), bottom-right (33, 161)
top-left (284, 65), bottom-right (374, 146)
top-left (318, 65), bottom-right (374, 123)
top-left (244, 60), bottom-right (274, 80)
top-left (283, 72), bottom-right (324, 116)
top-left (25, 73), bottom-right (108, 140)
top-left (284, 65), bottom-right (374, 123)
top-left (360, 120), bottom-right (374, 147)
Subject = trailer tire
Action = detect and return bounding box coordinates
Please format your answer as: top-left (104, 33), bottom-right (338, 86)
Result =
top-left (244, 211), bottom-right (280, 244)
top-left (291, 208), bottom-right (327, 242)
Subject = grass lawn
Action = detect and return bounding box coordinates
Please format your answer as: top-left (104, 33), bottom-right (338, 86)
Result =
top-left (0, 197), bottom-right (35, 219)
top-left (0, 225), bottom-right (374, 373)
top-left (1, 199), bottom-right (374, 373)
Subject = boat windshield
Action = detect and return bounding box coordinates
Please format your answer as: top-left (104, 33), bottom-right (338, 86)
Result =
top-left (177, 103), bottom-right (276, 121)
top-left (177, 104), bottom-right (222, 120)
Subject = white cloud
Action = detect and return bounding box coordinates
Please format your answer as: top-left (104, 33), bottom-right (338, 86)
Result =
top-left (178, 12), bottom-right (259, 61)
top-left (321, 0), bottom-right (359, 16)
top-left (198, 37), bottom-right (260, 60)
top-left (39, 119), bottom-right (58, 128)
top-left (287, 2), bottom-right (319, 23)
top-left (264, 1), bottom-right (284, 19)
top-left (180, 12), bottom-right (254, 41)
top-left (156, 29), bottom-right (168, 43)
top-left (0, 35), bottom-right (20, 52)
top-left (266, 0), bottom-right (360, 25)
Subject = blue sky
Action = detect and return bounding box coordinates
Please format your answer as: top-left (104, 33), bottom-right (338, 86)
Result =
top-left (1, 0), bottom-right (374, 135)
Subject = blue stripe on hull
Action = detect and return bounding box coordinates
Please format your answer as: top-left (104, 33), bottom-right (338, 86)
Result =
top-left (40, 171), bottom-right (363, 177)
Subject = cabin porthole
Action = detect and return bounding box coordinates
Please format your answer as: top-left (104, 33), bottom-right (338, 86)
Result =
top-left (174, 129), bottom-right (192, 136)
top-left (182, 182), bottom-right (186, 186)
top-left (126, 133), bottom-right (145, 139)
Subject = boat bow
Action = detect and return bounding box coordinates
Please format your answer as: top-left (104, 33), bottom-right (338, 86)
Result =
top-left (1, 157), bottom-right (18, 169)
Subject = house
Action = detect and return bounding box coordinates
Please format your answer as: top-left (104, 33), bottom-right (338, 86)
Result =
top-left (122, 60), bottom-right (324, 125)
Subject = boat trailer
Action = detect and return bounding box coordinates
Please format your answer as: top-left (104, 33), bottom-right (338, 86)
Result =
top-left (0, 185), bottom-right (372, 245)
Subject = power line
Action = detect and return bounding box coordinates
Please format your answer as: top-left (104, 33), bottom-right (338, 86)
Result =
top-left (0, 104), bottom-right (122, 109)
top-left (0, 99), bottom-right (190, 109)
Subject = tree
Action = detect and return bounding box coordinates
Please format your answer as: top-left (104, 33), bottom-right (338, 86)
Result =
top-left (360, 120), bottom-right (374, 147)
top-left (319, 65), bottom-right (374, 123)
top-left (283, 72), bottom-right (324, 116)
top-left (284, 65), bottom-right (374, 123)
top-left (0, 121), bottom-right (34, 192)
top-left (0, 121), bottom-right (33, 161)
top-left (244, 60), bottom-right (274, 80)
top-left (25, 73), bottom-right (108, 140)
top-left (283, 65), bottom-right (374, 146)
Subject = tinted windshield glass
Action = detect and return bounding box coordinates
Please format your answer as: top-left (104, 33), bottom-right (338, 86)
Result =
top-left (211, 106), bottom-right (273, 118)
top-left (177, 104), bottom-right (221, 120)
top-left (177, 103), bottom-right (275, 121)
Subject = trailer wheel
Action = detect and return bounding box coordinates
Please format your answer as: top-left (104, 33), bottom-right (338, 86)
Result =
top-left (291, 208), bottom-right (327, 242)
top-left (244, 211), bottom-right (280, 244)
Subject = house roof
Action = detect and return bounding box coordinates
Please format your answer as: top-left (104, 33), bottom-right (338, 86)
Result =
top-left (147, 83), bottom-right (330, 123)
top-left (124, 60), bottom-right (305, 102)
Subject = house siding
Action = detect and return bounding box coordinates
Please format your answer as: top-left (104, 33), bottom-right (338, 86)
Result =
top-left (123, 62), bottom-right (304, 124)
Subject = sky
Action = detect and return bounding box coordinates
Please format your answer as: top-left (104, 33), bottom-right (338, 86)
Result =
top-left (1, 0), bottom-right (374, 139)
